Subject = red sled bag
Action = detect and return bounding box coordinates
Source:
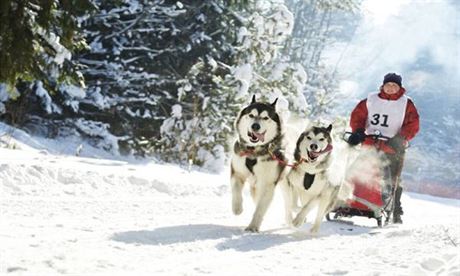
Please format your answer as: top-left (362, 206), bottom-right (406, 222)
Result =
top-left (326, 132), bottom-right (394, 227)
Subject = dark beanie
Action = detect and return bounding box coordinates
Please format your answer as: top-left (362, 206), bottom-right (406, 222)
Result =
top-left (383, 73), bottom-right (402, 87)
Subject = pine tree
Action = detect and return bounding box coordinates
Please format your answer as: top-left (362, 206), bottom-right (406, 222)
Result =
top-left (155, 59), bottom-right (243, 169)
top-left (153, 1), bottom-right (313, 169)
top-left (283, 0), bottom-right (359, 118)
top-left (146, 1), bottom-right (247, 168)
top-left (0, 1), bottom-right (120, 154)
top-left (226, 2), bottom-right (309, 121)
top-left (0, 0), bottom-right (92, 93)
top-left (0, 0), bottom-right (94, 138)
top-left (78, 1), bottom-right (247, 159)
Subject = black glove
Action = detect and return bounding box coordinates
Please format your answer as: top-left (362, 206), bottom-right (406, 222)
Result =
top-left (387, 134), bottom-right (406, 153)
top-left (348, 129), bottom-right (366, 145)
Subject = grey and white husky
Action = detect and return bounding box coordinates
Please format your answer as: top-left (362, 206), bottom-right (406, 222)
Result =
top-left (230, 95), bottom-right (286, 232)
top-left (281, 124), bottom-right (342, 234)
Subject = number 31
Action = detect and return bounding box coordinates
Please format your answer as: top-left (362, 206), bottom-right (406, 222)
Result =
top-left (370, 114), bottom-right (389, 127)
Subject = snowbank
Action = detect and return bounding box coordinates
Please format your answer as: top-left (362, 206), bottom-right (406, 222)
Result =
top-left (1, 143), bottom-right (459, 275)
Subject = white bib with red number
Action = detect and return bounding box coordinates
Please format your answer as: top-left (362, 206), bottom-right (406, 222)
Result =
top-left (365, 93), bottom-right (408, 138)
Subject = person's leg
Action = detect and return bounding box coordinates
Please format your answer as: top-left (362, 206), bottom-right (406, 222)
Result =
top-left (393, 185), bottom-right (403, 223)
top-left (388, 152), bottom-right (405, 223)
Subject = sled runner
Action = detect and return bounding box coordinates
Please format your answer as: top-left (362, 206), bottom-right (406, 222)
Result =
top-left (326, 131), bottom-right (396, 227)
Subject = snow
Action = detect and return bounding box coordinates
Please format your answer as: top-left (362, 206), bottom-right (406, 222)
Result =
top-left (34, 81), bottom-right (62, 115)
top-left (265, 5), bottom-right (293, 43)
top-left (0, 84), bottom-right (9, 102)
top-left (0, 84), bottom-right (6, 114)
top-left (60, 85), bottom-right (85, 99)
top-left (86, 87), bottom-right (109, 109)
top-left (233, 64), bottom-right (253, 97)
top-left (73, 119), bottom-right (120, 153)
top-left (1, 129), bottom-right (459, 275)
top-left (36, 28), bottom-right (72, 65)
top-left (59, 84), bottom-right (86, 112)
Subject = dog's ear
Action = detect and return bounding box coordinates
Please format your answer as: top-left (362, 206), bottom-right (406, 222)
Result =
top-left (294, 148), bottom-right (301, 162)
top-left (326, 124), bottom-right (332, 133)
top-left (294, 133), bottom-right (304, 161)
top-left (271, 98), bottom-right (278, 108)
top-left (251, 94), bottom-right (256, 104)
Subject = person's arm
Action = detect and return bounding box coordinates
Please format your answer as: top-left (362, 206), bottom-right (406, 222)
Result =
top-left (399, 99), bottom-right (420, 141)
top-left (350, 99), bottom-right (368, 132)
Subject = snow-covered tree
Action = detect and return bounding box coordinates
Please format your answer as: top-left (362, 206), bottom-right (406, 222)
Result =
top-left (283, 0), bottom-right (359, 118)
top-left (154, 1), bottom-right (314, 169)
top-left (154, 59), bottom-right (242, 170)
top-left (1, 0), bottom-right (360, 171)
top-left (77, 1), bottom-right (248, 161)
top-left (230, 2), bottom-right (309, 119)
top-left (0, 0), bottom-right (101, 147)
top-left (0, 0), bottom-right (92, 95)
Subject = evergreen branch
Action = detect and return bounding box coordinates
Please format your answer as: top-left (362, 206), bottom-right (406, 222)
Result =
top-left (105, 12), bottom-right (145, 39)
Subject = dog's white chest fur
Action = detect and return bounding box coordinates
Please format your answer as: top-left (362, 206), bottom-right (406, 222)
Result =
top-left (231, 155), bottom-right (280, 183)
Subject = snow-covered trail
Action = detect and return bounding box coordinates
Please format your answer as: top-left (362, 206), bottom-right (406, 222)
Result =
top-left (1, 148), bottom-right (459, 275)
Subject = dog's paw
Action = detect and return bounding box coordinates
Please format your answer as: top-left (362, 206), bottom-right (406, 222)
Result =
top-left (292, 216), bottom-right (304, 228)
top-left (232, 203), bottom-right (243, 215)
top-left (310, 224), bottom-right (320, 234)
top-left (232, 194), bottom-right (243, 215)
top-left (244, 225), bottom-right (259, 233)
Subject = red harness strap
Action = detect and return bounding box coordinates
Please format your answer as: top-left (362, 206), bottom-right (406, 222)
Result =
top-left (269, 150), bottom-right (299, 168)
top-left (239, 149), bottom-right (255, 157)
top-left (242, 144), bottom-right (333, 169)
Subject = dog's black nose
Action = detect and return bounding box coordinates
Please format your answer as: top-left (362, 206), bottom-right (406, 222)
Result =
top-left (310, 144), bottom-right (318, 151)
top-left (251, 123), bottom-right (261, 131)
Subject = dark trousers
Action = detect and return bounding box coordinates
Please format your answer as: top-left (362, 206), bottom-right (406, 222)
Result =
top-left (383, 151), bottom-right (405, 216)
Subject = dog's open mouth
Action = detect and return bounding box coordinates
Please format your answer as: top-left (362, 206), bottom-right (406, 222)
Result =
top-left (248, 131), bottom-right (266, 143)
top-left (307, 150), bottom-right (320, 162)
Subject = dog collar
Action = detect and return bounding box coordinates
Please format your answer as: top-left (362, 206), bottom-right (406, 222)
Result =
top-left (240, 149), bottom-right (255, 157)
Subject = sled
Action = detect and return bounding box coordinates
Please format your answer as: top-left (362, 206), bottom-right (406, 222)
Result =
top-left (326, 131), bottom-right (395, 227)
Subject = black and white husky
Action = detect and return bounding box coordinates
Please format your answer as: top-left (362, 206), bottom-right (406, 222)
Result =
top-left (231, 95), bottom-right (286, 232)
top-left (281, 124), bottom-right (343, 234)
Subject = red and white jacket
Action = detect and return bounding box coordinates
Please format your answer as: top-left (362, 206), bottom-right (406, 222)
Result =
top-left (350, 87), bottom-right (420, 153)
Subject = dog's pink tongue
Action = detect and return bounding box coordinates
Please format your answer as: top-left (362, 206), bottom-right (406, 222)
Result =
top-left (254, 132), bottom-right (265, 142)
top-left (309, 151), bottom-right (320, 159)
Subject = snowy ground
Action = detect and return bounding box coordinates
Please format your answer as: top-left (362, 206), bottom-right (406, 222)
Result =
top-left (1, 125), bottom-right (460, 275)
top-left (1, 145), bottom-right (459, 276)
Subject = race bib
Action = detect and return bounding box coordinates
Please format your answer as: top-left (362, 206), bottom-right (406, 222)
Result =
top-left (365, 93), bottom-right (408, 138)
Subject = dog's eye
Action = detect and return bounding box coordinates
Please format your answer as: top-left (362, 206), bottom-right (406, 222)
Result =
top-left (306, 136), bottom-right (312, 140)
top-left (249, 114), bottom-right (255, 118)
top-left (262, 117), bottom-right (269, 120)
top-left (319, 138), bottom-right (325, 141)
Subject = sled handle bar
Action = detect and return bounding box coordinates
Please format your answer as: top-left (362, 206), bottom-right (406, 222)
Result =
top-left (342, 131), bottom-right (391, 143)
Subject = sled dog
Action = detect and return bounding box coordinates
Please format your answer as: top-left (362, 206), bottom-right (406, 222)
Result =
top-left (230, 95), bottom-right (286, 232)
top-left (281, 124), bottom-right (342, 234)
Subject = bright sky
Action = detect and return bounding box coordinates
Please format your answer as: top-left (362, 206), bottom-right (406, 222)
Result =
top-left (362, 0), bottom-right (410, 25)
top-left (333, 0), bottom-right (459, 98)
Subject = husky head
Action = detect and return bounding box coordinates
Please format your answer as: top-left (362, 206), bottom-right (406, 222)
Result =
top-left (295, 124), bottom-right (333, 163)
top-left (235, 95), bottom-right (281, 147)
